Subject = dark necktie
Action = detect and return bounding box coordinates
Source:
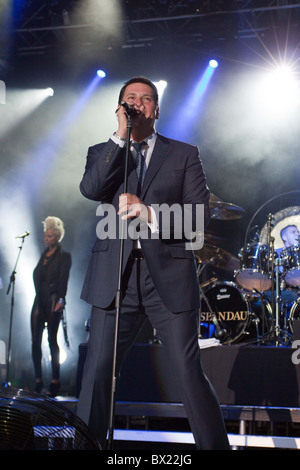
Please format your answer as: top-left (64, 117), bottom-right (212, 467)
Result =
top-left (132, 141), bottom-right (146, 195)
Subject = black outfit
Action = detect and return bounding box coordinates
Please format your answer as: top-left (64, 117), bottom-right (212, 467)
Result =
top-left (31, 245), bottom-right (71, 381)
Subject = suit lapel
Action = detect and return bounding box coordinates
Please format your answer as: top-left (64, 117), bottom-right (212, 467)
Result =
top-left (140, 134), bottom-right (169, 198)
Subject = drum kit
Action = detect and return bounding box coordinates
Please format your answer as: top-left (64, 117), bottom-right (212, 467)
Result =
top-left (195, 195), bottom-right (300, 346)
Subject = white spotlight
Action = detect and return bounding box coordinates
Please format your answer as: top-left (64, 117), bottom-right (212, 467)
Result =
top-left (97, 70), bottom-right (106, 78)
top-left (209, 59), bottom-right (219, 68)
top-left (46, 88), bottom-right (54, 96)
top-left (256, 66), bottom-right (299, 117)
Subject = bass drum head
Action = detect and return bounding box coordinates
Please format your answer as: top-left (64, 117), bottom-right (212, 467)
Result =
top-left (260, 206), bottom-right (300, 251)
top-left (200, 282), bottom-right (251, 345)
top-left (288, 299), bottom-right (300, 334)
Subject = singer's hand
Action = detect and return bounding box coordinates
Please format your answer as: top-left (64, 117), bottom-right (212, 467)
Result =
top-left (115, 105), bottom-right (129, 140)
top-left (118, 193), bottom-right (151, 223)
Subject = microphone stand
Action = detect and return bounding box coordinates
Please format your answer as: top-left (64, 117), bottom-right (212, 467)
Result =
top-left (107, 113), bottom-right (132, 450)
top-left (5, 235), bottom-right (27, 386)
top-left (197, 263), bottom-right (227, 341)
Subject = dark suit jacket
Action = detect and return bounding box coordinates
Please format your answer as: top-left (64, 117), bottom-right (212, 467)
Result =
top-left (80, 133), bottom-right (210, 313)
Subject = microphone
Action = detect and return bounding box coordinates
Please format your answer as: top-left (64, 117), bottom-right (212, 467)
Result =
top-left (214, 323), bottom-right (227, 340)
top-left (211, 313), bottom-right (227, 340)
top-left (16, 231), bottom-right (30, 239)
top-left (116, 101), bottom-right (137, 117)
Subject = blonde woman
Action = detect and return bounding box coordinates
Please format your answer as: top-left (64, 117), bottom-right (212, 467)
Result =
top-left (31, 216), bottom-right (71, 397)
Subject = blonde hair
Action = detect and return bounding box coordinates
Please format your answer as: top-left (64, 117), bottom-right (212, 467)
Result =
top-left (42, 216), bottom-right (65, 242)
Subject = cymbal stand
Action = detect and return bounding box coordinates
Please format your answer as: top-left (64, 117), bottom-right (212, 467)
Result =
top-left (274, 258), bottom-right (292, 345)
top-left (253, 214), bottom-right (281, 346)
top-left (265, 214), bottom-right (291, 345)
top-left (266, 214), bottom-right (276, 337)
top-left (275, 258), bottom-right (281, 343)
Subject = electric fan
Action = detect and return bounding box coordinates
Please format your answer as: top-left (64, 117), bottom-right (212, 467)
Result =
top-left (0, 388), bottom-right (101, 450)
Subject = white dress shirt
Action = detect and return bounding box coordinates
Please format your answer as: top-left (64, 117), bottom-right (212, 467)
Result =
top-left (111, 131), bottom-right (159, 241)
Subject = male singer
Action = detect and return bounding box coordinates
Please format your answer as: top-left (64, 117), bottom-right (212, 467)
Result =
top-left (77, 76), bottom-right (229, 450)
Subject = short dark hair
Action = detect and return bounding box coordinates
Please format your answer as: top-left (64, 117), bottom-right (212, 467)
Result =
top-left (280, 224), bottom-right (297, 240)
top-left (118, 76), bottom-right (159, 106)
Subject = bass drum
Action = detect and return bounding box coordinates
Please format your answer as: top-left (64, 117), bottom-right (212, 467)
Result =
top-left (199, 282), bottom-right (256, 345)
top-left (288, 297), bottom-right (300, 333)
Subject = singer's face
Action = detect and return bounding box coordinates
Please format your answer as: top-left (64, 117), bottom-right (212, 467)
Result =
top-left (122, 83), bottom-right (158, 123)
top-left (44, 230), bottom-right (59, 248)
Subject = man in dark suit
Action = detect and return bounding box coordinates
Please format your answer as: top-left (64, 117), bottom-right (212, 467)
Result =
top-left (77, 77), bottom-right (229, 450)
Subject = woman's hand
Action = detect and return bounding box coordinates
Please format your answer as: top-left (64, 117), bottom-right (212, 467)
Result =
top-left (54, 299), bottom-right (65, 312)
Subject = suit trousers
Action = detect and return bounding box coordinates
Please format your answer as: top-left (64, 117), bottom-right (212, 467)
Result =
top-left (77, 255), bottom-right (230, 450)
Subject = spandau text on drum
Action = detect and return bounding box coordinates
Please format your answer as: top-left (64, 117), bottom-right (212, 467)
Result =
top-left (200, 310), bottom-right (248, 321)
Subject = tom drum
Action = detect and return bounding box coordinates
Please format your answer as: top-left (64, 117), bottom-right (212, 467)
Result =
top-left (281, 245), bottom-right (300, 287)
top-left (235, 243), bottom-right (273, 292)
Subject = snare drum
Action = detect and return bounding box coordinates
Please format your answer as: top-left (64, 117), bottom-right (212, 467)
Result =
top-left (200, 282), bottom-right (251, 344)
top-left (235, 243), bottom-right (273, 292)
top-left (281, 245), bottom-right (300, 287)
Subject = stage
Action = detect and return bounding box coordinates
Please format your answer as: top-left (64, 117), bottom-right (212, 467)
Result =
top-left (2, 341), bottom-right (300, 451)
top-left (77, 341), bottom-right (300, 407)
top-left (72, 341), bottom-right (300, 449)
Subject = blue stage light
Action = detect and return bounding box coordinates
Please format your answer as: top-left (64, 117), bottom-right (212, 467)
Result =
top-left (97, 70), bottom-right (106, 78)
top-left (209, 59), bottom-right (219, 68)
top-left (162, 61), bottom-right (218, 140)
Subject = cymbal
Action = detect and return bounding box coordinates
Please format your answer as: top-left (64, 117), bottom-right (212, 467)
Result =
top-left (205, 232), bottom-right (225, 243)
top-left (192, 231), bottom-right (225, 249)
top-left (194, 243), bottom-right (239, 271)
top-left (209, 193), bottom-right (223, 203)
top-left (210, 200), bottom-right (245, 220)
